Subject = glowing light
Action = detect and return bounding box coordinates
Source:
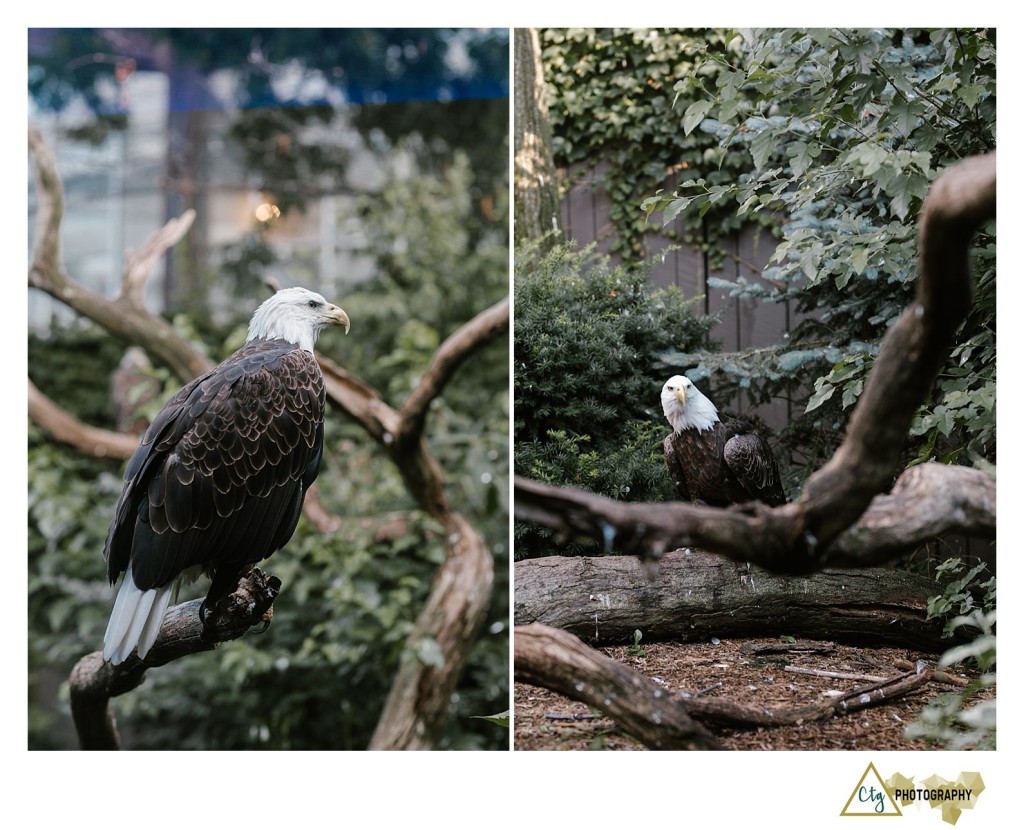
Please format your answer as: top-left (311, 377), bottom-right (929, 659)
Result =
top-left (255, 203), bottom-right (281, 223)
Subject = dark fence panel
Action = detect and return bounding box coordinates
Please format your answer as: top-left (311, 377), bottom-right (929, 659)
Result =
top-left (558, 162), bottom-right (793, 428)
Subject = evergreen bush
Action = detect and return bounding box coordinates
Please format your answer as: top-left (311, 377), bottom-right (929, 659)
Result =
top-left (514, 243), bottom-right (713, 557)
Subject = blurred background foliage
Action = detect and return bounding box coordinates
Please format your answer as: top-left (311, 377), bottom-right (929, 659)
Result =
top-left (28, 28), bottom-right (508, 750)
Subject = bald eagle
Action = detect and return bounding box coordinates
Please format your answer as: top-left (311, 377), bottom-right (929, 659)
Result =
top-left (661, 375), bottom-right (785, 507)
top-left (102, 287), bottom-right (350, 665)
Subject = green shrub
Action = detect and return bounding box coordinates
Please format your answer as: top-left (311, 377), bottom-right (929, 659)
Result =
top-left (514, 243), bottom-right (713, 557)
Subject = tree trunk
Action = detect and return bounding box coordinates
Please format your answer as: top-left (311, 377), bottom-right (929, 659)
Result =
top-left (515, 549), bottom-right (959, 652)
top-left (513, 28), bottom-right (560, 251)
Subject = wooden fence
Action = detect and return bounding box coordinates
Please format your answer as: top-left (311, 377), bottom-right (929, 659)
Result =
top-left (559, 161), bottom-right (797, 431)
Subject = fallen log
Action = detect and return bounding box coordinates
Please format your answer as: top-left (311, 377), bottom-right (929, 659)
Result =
top-left (514, 623), bottom-right (722, 750)
top-left (515, 549), bottom-right (959, 652)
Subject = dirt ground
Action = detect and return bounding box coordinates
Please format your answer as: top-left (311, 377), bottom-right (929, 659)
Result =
top-left (514, 637), bottom-right (992, 751)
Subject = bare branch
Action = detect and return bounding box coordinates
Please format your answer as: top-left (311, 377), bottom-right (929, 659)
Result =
top-left (397, 296), bottom-right (509, 443)
top-left (300, 485), bottom-right (344, 533)
top-left (515, 461), bottom-right (994, 572)
top-left (369, 513), bottom-right (494, 750)
top-left (514, 623), bottom-right (722, 750)
top-left (28, 127), bottom-right (64, 283)
top-left (28, 379), bottom-right (138, 460)
top-left (676, 668), bottom-right (932, 728)
top-left (318, 354), bottom-right (400, 444)
top-left (121, 209), bottom-right (196, 307)
top-left (28, 128), bottom-right (211, 383)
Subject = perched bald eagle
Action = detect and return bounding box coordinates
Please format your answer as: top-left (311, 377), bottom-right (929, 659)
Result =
top-left (661, 375), bottom-right (785, 507)
top-left (102, 287), bottom-right (350, 665)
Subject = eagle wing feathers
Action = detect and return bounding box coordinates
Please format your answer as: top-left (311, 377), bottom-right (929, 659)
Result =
top-left (722, 431), bottom-right (785, 506)
top-left (104, 341), bottom-right (326, 592)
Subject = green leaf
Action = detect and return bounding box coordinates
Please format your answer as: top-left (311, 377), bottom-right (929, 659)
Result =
top-left (682, 99), bottom-right (713, 136)
top-left (750, 130), bottom-right (775, 169)
top-left (662, 196), bottom-right (694, 224)
top-left (472, 711), bottom-right (511, 728)
top-left (805, 384), bottom-right (835, 413)
top-left (788, 141), bottom-right (820, 177)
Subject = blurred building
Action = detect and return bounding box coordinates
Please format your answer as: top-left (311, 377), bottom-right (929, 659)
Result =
top-left (28, 28), bottom-right (507, 332)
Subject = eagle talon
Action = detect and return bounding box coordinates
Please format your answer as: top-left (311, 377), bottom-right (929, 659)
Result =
top-left (199, 600), bottom-right (216, 635)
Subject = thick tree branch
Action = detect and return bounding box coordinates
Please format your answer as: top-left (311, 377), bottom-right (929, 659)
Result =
top-left (514, 623), bottom-right (722, 750)
top-left (28, 379), bottom-right (137, 460)
top-left (515, 154), bottom-right (996, 571)
top-left (516, 626), bottom-right (939, 747)
top-left (369, 513), bottom-right (493, 750)
top-left (514, 549), bottom-right (964, 653)
top-left (516, 462), bottom-right (995, 572)
top-left (316, 302), bottom-right (508, 749)
top-left (397, 296), bottom-right (510, 444)
top-left (70, 568), bottom-right (280, 750)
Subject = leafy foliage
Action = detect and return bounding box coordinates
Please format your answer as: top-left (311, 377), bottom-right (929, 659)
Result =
top-left (514, 243), bottom-right (713, 557)
top-left (642, 28), bottom-right (996, 479)
top-left (926, 557), bottom-right (996, 641)
top-left (905, 557), bottom-right (996, 750)
top-left (541, 28), bottom-right (769, 263)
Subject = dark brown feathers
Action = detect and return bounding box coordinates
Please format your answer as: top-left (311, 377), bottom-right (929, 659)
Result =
top-left (664, 416), bottom-right (785, 507)
top-left (104, 338), bottom-right (326, 594)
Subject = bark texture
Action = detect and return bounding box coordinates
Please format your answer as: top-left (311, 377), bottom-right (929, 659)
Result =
top-left (69, 568), bottom-right (280, 750)
top-left (515, 550), bottom-right (958, 652)
top-left (513, 28), bottom-right (561, 250)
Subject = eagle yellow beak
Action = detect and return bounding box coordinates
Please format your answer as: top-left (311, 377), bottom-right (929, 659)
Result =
top-left (326, 304), bottom-right (351, 334)
top-left (675, 388), bottom-right (687, 405)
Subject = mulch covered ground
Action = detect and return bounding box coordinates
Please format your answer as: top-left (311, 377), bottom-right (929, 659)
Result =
top-left (513, 637), bottom-right (992, 751)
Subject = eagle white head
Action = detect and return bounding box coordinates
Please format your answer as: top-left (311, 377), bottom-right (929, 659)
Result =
top-left (661, 374), bottom-right (720, 433)
top-left (248, 287), bottom-right (350, 352)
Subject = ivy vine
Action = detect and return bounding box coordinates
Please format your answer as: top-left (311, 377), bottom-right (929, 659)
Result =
top-left (540, 28), bottom-right (775, 263)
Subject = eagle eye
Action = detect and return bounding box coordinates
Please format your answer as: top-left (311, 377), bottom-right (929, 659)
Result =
top-left (307, 300), bottom-right (319, 309)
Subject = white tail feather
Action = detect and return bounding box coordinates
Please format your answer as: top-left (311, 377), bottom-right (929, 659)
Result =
top-left (102, 563), bottom-right (175, 665)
